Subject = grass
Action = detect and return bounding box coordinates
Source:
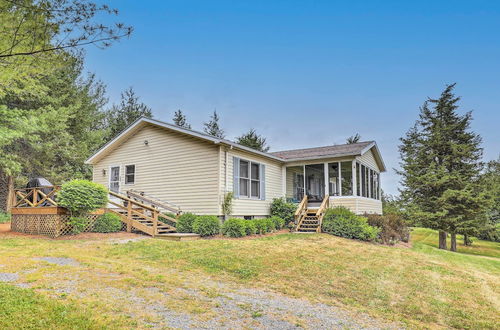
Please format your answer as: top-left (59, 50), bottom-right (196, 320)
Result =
top-left (0, 212), bottom-right (11, 223)
top-left (0, 228), bottom-right (498, 329)
top-left (0, 283), bottom-right (104, 329)
top-left (411, 227), bottom-right (500, 258)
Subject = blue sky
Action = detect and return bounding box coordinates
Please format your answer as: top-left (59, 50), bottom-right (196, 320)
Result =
top-left (85, 0), bottom-right (500, 195)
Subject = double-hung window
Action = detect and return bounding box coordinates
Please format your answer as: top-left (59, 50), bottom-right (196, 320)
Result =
top-left (234, 157), bottom-right (265, 200)
top-left (125, 165), bottom-right (135, 184)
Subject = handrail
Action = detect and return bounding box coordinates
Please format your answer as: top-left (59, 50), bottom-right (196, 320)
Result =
top-left (108, 190), bottom-right (177, 237)
top-left (127, 189), bottom-right (181, 215)
top-left (294, 195), bottom-right (308, 217)
top-left (14, 186), bottom-right (61, 208)
top-left (294, 195), bottom-right (308, 231)
top-left (316, 194), bottom-right (329, 233)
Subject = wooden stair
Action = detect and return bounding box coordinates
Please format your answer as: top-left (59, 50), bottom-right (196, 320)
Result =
top-left (107, 191), bottom-right (178, 238)
top-left (296, 210), bottom-right (321, 232)
top-left (294, 195), bottom-right (329, 233)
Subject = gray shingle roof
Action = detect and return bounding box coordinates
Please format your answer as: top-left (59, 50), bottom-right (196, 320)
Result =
top-left (270, 141), bottom-right (375, 160)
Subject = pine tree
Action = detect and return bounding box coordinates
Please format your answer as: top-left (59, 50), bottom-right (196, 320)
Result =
top-left (203, 110), bottom-right (225, 138)
top-left (172, 110), bottom-right (191, 129)
top-left (346, 133), bottom-right (361, 144)
top-left (105, 87), bottom-right (153, 140)
top-left (397, 84), bottom-right (487, 251)
top-left (236, 129), bottom-right (270, 152)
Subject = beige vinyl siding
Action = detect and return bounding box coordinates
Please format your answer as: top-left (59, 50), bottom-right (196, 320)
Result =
top-left (222, 148), bottom-right (283, 217)
top-left (356, 197), bottom-right (382, 214)
top-left (329, 197), bottom-right (382, 215)
top-left (357, 149), bottom-right (380, 172)
top-left (92, 124), bottom-right (220, 215)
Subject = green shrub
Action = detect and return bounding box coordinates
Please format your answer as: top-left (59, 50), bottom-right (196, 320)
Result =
top-left (58, 180), bottom-right (108, 215)
top-left (0, 212), bottom-right (11, 224)
top-left (93, 213), bottom-right (122, 233)
top-left (269, 216), bottom-right (285, 230)
top-left (192, 215), bottom-right (220, 237)
top-left (270, 198), bottom-right (296, 224)
top-left (68, 217), bottom-right (87, 234)
top-left (254, 218), bottom-right (275, 234)
top-left (365, 213), bottom-right (410, 244)
top-left (175, 213), bottom-right (197, 233)
top-left (322, 207), bottom-right (379, 241)
top-left (221, 218), bottom-right (246, 237)
top-left (254, 218), bottom-right (268, 234)
top-left (243, 220), bottom-right (257, 235)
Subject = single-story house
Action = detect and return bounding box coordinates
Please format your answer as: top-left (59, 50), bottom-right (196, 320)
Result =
top-left (85, 118), bottom-right (386, 218)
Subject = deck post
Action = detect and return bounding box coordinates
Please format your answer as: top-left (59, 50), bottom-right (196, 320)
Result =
top-left (152, 210), bottom-right (158, 238)
top-left (126, 201), bottom-right (132, 233)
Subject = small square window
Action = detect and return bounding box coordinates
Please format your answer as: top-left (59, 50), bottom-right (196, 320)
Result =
top-left (125, 165), bottom-right (135, 184)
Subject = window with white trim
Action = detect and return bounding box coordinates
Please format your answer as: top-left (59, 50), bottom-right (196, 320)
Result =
top-left (125, 165), bottom-right (135, 184)
top-left (235, 158), bottom-right (265, 199)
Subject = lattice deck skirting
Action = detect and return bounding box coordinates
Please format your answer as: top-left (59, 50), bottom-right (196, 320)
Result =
top-left (11, 207), bottom-right (112, 238)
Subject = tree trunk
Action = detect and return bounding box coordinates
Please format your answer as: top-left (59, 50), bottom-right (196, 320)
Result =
top-left (0, 172), bottom-right (14, 213)
top-left (438, 230), bottom-right (447, 249)
top-left (450, 232), bottom-right (457, 252)
top-left (463, 233), bottom-right (472, 246)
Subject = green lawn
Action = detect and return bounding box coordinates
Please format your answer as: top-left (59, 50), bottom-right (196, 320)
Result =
top-left (0, 283), bottom-right (105, 329)
top-left (0, 228), bottom-right (498, 329)
top-left (411, 227), bottom-right (500, 258)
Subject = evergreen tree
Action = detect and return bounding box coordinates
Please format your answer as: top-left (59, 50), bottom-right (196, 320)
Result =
top-left (397, 84), bottom-right (487, 251)
top-left (236, 129), bottom-right (270, 152)
top-left (476, 158), bottom-right (500, 242)
top-left (172, 110), bottom-right (191, 129)
top-left (346, 133), bottom-right (361, 144)
top-left (105, 87), bottom-right (153, 140)
top-left (203, 110), bottom-right (225, 138)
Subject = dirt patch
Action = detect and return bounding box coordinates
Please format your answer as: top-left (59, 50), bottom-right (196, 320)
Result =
top-left (0, 222), bottom-right (11, 233)
top-left (0, 223), bottom-right (145, 241)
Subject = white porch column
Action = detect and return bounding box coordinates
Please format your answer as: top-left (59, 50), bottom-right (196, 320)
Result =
top-left (352, 160), bottom-right (357, 196)
top-left (338, 162), bottom-right (342, 196)
top-left (281, 166), bottom-right (286, 198)
top-left (324, 162), bottom-right (329, 196)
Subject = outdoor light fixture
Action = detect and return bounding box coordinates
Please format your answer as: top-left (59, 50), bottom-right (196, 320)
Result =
top-left (144, 140), bottom-right (149, 146)
top-left (102, 169), bottom-right (106, 176)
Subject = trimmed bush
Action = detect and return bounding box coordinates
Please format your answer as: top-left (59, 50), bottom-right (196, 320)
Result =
top-left (269, 216), bottom-right (285, 230)
top-left (58, 180), bottom-right (108, 215)
top-left (68, 217), bottom-right (87, 234)
top-left (254, 218), bottom-right (275, 234)
top-left (365, 213), bottom-right (410, 244)
top-left (175, 213), bottom-right (197, 233)
top-left (243, 220), bottom-right (257, 235)
top-left (221, 218), bottom-right (246, 238)
top-left (93, 213), bottom-right (122, 233)
top-left (270, 198), bottom-right (296, 224)
top-left (322, 207), bottom-right (379, 241)
top-left (254, 218), bottom-right (268, 234)
top-left (192, 215), bottom-right (220, 237)
top-left (0, 212), bottom-right (11, 224)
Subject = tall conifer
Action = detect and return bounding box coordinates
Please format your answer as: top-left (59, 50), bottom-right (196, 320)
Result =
top-left (398, 84), bottom-right (487, 251)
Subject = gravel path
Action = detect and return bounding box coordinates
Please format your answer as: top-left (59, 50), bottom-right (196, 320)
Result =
top-left (33, 257), bottom-right (80, 266)
top-left (2, 254), bottom-right (403, 329)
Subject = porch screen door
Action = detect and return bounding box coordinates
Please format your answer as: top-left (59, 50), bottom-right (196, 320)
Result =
top-left (305, 164), bottom-right (325, 202)
top-left (110, 166), bottom-right (120, 193)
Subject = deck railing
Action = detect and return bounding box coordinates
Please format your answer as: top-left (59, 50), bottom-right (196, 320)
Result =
top-left (316, 194), bottom-right (330, 233)
top-left (294, 195), bottom-right (308, 230)
top-left (14, 186), bottom-right (61, 208)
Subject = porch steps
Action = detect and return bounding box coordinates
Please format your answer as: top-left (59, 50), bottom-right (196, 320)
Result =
top-left (294, 195), bottom-right (329, 233)
top-left (113, 209), bottom-right (177, 237)
top-left (296, 209), bottom-right (321, 232)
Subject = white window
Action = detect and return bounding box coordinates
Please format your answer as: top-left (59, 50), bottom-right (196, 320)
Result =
top-left (234, 158), bottom-right (265, 199)
top-left (125, 165), bottom-right (135, 184)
